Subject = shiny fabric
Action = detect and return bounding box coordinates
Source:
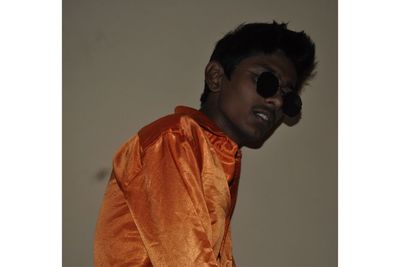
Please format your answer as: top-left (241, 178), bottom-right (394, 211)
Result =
top-left (94, 106), bottom-right (242, 266)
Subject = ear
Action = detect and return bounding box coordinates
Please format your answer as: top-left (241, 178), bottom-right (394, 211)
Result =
top-left (204, 61), bottom-right (225, 92)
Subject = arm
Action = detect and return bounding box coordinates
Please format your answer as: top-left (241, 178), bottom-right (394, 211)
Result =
top-left (114, 131), bottom-right (219, 266)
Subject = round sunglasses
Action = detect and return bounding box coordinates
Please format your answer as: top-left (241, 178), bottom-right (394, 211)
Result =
top-left (256, 71), bottom-right (302, 117)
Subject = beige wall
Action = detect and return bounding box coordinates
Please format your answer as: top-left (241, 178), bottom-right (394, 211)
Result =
top-left (63, 0), bottom-right (337, 266)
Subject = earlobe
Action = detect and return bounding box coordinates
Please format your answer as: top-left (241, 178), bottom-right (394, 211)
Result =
top-left (205, 61), bottom-right (224, 92)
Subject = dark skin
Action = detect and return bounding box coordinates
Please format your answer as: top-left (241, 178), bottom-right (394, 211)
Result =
top-left (200, 50), bottom-right (298, 149)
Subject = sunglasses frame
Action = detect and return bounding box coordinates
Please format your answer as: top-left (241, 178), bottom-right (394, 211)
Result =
top-left (256, 71), bottom-right (302, 117)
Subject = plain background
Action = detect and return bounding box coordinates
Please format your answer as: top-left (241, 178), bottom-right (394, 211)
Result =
top-left (63, 0), bottom-right (337, 266)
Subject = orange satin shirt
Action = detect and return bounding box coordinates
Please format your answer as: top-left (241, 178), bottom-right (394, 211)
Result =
top-left (94, 106), bottom-right (242, 266)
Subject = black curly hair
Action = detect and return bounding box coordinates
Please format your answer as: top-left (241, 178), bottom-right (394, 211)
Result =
top-left (200, 21), bottom-right (317, 106)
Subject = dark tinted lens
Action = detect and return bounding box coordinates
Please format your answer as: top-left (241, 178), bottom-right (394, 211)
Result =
top-left (282, 92), bottom-right (302, 117)
top-left (256, 72), bottom-right (279, 98)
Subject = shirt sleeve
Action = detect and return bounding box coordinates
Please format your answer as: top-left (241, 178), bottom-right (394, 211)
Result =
top-left (114, 131), bottom-right (220, 266)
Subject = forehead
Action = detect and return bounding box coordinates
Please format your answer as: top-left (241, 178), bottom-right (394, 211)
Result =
top-left (234, 51), bottom-right (297, 88)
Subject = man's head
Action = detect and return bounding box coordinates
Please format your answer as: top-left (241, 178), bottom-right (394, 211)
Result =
top-left (200, 22), bottom-right (316, 149)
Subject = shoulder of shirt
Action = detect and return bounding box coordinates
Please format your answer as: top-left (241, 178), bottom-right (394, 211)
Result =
top-left (137, 112), bottom-right (202, 151)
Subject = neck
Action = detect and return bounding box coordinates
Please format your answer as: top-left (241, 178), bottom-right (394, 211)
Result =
top-left (199, 103), bottom-right (243, 148)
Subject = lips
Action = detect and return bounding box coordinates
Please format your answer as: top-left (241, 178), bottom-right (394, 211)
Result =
top-left (253, 108), bottom-right (274, 124)
top-left (254, 111), bottom-right (269, 121)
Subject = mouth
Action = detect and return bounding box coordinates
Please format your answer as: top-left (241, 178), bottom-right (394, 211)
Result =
top-left (253, 108), bottom-right (274, 124)
top-left (254, 111), bottom-right (269, 121)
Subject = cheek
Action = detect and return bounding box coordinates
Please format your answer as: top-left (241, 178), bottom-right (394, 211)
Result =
top-left (221, 85), bottom-right (246, 109)
top-left (220, 75), bottom-right (259, 112)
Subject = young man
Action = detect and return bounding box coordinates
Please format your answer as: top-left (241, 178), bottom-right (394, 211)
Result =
top-left (94, 22), bottom-right (316, 266)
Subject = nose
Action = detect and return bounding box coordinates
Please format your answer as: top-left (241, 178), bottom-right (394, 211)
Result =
top-left (264, 94), bottom-right (284, 110)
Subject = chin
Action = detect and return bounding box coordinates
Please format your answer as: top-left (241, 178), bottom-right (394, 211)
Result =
top-left (242, 126), bottom-right (278, 149)
top-left (243, 136), bottom-right (268, 149)
top-left (240, 131), bottom-right (268, 149)
top-left (244, 141), bottom-right (265, 149)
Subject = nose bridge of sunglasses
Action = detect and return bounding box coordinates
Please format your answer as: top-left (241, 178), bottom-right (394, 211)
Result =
top-left (256, 72), bottom-right (302, 117)
top-left (256, 71), bottom-right (280, 98)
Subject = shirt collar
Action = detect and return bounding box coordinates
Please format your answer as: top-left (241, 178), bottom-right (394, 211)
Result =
top-left (175, 106), bottom-right (237, 142)
top-left (175, 106), bottom-right (241, 158)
